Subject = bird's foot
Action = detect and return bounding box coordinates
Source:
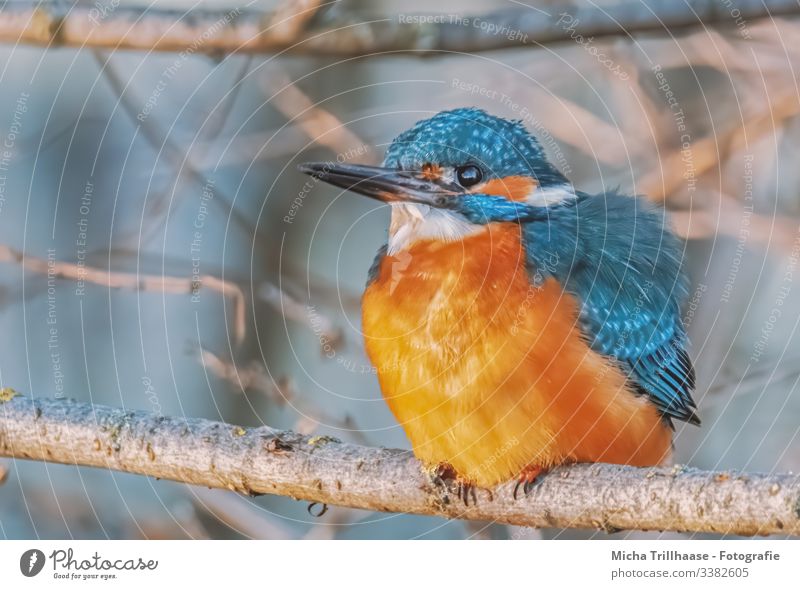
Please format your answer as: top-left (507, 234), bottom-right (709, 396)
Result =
top-left (430, 462), bottom-right (458, 487)
top-left (429, 462), bottom-right (479, 507)
top-left (513, 465), bottom-right (547, 500)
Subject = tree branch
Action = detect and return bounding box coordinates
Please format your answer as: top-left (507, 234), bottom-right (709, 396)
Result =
top-left (0, 244), bottom-right (247, 345)
top-left (1, 394), bottom-right (798, 536)
top-left (2, 1), bottom-right (799, 56)
top-left (0, 243), bottom-right (346, 350)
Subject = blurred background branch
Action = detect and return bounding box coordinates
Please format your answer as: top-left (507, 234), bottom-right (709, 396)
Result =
top-left (2, 0), bottom-right (800, 56)
top-left (0, 243), bottom-right (248, 343)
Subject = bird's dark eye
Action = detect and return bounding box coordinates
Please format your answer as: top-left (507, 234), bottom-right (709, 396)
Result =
top-left (455, 164), bottom-right (483, 187)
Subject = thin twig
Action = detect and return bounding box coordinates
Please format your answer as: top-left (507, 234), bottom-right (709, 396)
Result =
top-left (93, 51), bottom-right (258, 248)
top-left (257, 282), bottom-right (343, 352)
top-left (190, 487), bottom-right (295, 540)
top-left (198, 348), bottom-right (367, 444)
top-left (262, 71), bottom-right (376, 161)
top-left (0, 244), bottom-right (246, 344)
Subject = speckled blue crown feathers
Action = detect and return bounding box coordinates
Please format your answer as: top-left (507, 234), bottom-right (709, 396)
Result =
top-left (383, 108), bottom-right (566, 186)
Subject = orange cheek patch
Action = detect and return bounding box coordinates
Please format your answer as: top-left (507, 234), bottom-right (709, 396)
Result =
top-left (421, 163), bottom-right (442, 180)
top-left (475, 176), bottom-right (536, 201)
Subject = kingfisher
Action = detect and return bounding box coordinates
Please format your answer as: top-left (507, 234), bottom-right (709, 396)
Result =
top-left (299, 108), bottom-right (699, 500)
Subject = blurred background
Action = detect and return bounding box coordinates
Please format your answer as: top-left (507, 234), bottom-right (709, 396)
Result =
top-left (1, 0), bottom-right (799, 539)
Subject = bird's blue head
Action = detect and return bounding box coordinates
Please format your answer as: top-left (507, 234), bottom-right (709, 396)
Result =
top-left (299, 108), bottom-right (576, 252)
top-left (383, 107), bottom-right (567, 188)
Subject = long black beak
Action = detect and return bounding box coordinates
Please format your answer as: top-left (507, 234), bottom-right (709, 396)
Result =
top-left (297, 162), bottom-right (463, 208)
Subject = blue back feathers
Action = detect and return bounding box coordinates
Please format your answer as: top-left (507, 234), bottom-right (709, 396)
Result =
top-left (524, 190), bottom-right (698, 425)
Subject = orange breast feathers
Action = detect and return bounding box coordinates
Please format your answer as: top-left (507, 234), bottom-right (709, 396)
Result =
top-left (362, 223), bottom-right (672, 488)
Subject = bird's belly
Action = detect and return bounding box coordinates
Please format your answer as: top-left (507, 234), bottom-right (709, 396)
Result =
top-left (362, 224), bottom-right (671, 487)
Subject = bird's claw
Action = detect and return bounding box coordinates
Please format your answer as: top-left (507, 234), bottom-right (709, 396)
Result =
top-left (429, 462), bottom-right (480, 507)
top-left (513, 465), bottom-right (546, 500)
top-left (455, 479), bottom-right (478, 507)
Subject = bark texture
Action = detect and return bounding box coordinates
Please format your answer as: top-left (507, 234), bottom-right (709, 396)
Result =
top-left (1, 395), bottom-right (798, 536)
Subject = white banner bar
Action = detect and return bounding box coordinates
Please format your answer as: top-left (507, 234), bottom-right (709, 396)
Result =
top-left (0, 540), bottom-right (795, 588)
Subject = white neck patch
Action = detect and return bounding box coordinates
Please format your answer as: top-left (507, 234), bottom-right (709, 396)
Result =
top-left (387, 203), bottom-right (483, 254)
top-left (525, 183), bottom-right (577, 206)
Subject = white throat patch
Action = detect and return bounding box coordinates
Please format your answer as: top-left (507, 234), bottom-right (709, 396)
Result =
top-left (385, 183), bottom-right (577, 254)
top-left (387, 203), bottom-right (483, 254)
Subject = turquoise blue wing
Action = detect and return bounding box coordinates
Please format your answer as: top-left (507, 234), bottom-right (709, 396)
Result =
top-left (523, 190), bottom-right (699, 425)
